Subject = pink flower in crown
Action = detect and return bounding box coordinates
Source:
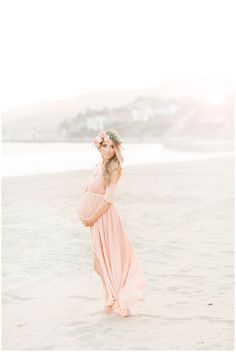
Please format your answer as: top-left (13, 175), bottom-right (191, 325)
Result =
top-left (95, 135), bottom-right (102, 143)
top-left (98, 130), bottom-right (106, 139)
top-left (94, 130), bottom-right (110, 147)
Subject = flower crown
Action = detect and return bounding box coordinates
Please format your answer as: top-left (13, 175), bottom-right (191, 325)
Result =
top-left (93, 130), bottom-right (122, 147)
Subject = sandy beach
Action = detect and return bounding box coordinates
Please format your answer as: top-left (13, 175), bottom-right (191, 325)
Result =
top-left (2, 155), bottom-right (234, 350)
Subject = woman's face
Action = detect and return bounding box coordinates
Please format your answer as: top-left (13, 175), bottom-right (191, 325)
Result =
top-left (100, 139), bottom-right (116, 161)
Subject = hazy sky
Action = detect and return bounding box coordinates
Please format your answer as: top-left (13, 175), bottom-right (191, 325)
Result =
top-left (1, 0), bottom-right (235, 111)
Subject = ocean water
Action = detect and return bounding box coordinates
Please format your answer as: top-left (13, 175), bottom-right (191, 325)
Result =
top-left (2, 142), bottom-right (233, 177)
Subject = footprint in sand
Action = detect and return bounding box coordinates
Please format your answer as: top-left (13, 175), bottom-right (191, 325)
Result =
top-left (8, 294), bottom-right (36, 301)
top-left (65, 320), bottom-right (88, 327)
top-left (67, 326), bottom-right (90, 337)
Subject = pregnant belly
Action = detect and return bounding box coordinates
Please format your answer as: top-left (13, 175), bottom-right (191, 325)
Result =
top-left (77, 191), bottom-right (102, 219)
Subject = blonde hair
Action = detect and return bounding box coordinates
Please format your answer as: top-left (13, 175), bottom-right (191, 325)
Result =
top-left (98, 129), bottom-right (124, 187)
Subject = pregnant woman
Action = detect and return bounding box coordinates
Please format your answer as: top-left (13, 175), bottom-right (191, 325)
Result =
top-left (78, 129), bottom-right (147, 318)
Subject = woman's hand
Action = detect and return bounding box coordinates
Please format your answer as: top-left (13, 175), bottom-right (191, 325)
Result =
top-left (80, 217), bottom-right (95, 227)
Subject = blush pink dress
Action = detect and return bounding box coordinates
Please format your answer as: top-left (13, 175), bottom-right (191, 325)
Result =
top-left (77, 162), bottom-right (147, 317)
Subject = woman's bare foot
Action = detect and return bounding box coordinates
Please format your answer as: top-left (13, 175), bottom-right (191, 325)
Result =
top-left (121, 308), bottom-right (131, 318)
top-left (102, 305), bottom-right (114, 314)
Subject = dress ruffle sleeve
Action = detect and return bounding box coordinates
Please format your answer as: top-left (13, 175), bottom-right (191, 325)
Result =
top-left (103, 168), bottom-right (120, 204)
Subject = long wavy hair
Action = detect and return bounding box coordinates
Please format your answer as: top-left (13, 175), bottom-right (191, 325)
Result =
top-left (98, 129), bottom-right (124, 187)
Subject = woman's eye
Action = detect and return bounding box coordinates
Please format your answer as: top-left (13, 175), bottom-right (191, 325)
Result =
top-left (103, 144), bottom-right (114, 148)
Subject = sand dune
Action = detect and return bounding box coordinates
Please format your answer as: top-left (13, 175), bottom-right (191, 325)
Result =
top-left (2, 156), bottom-right (234, 350)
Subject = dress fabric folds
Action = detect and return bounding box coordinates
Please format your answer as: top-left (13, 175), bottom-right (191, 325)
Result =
top-left (77, 162), bottom-right (147, 317)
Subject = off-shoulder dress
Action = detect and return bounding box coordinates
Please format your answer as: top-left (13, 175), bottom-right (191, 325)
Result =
top-left (77, 162), bottom-right (147, 317)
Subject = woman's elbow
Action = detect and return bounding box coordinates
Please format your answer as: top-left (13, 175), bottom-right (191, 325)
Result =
top-left (103, 198), bottom-right (112, 207)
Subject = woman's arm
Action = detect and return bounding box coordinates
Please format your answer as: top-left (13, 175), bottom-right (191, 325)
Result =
top-left (91, 169), bottom-right (120, 222)
top-left (81, 199), bottom-right (111, 227)
top-left (90, 199), bottom-right (111, 223)
top-left (81, 167), bottom-right (120, 227)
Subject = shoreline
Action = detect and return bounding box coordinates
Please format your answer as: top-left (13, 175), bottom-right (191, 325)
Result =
top-left (2, 152), bottom-right (234, 179)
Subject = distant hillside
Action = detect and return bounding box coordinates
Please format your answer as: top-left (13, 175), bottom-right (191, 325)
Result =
top-left (1, 79), bottom-right (234, 142)
top-left (1, 90), bottom-right (146, 132)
